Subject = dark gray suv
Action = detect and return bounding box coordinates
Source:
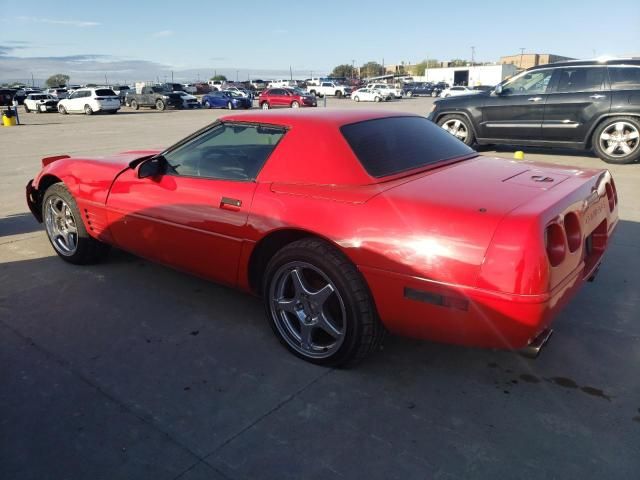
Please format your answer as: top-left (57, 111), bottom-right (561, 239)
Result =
top-left (427, 58), bottom-right (640, 164)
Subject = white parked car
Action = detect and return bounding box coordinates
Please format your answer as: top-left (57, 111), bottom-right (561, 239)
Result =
top-left (46, 88), bottom-right (69, 99)
top-left (439, 86), bottom-right (480, 98)
top-left (366, 83), bottom-right (404, 98)
top-left (175, 90), bottom-right (200, 108)
top-left (182, 83), bottom-right (198, 94)
top-left (224, 86), bottom-right (253, 98)
top-left (24, 93), bottom-right (59, 113)
top-left (57, 88), bottom-right (120, 115)
top-left (351, 88), bottom-right (386, 103)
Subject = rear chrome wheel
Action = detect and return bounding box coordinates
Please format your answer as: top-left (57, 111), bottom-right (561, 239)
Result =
top-left (44, 195), bottom-right (78, 256)
top-left (264, 239), bottom-right (384, 366)
top-left (595, 118), bottom-right (640, 164)
top-left (269, 261), bottom-right (346, 360)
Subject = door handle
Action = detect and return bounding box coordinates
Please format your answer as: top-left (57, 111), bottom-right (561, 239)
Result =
top-left (220, 197), bottom-right (242, 210)
top-left (528, 97), bottom-right (543, 102)
top-left (589, 94), bottom-right (606, 99)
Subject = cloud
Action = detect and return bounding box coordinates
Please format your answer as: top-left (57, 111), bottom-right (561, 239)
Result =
top-left (152, 30), bottom-right (173, 38)
top-left (17, 16), bottom-right (100, 27)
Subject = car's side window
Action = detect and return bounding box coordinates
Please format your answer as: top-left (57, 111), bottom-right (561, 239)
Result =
top-left (555, 67), bottom-right (605, 93)
top-left (608, 66), bottom-right (640, 91)
top-left (502, 69), bottom-right (554, 96)
top-left (163, 123), bottom-right (286, 181)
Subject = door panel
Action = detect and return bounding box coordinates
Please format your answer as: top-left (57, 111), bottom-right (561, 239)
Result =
top-left (479, 95), bottom-right (547, 139)
top-left (542, 67), bottom-right (610, 142)
top-left (478, 68), bottom-right (554, 140)
top-left (106, 170), bottom-right (256, 286)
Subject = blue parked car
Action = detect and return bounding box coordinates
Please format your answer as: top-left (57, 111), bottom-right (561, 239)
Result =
top-left (201, 91), bottom-right (252, 109)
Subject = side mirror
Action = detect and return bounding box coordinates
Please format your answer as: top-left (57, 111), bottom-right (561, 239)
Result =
top-left (138, 157), bottom-right (164, 179)
top-left (494, 84), bottom-right (503, 95)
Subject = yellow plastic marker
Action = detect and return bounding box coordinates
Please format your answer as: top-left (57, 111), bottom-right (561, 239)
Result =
top-left (514, 151), bottom-right (525, 160)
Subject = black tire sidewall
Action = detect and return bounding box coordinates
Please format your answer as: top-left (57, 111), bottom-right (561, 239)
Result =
top-left (592, 116), bottom-right (640, 164)
top-left (263, 239), bottom-right (376, 367)
top-left (437, 114), bottom-right (475, 146)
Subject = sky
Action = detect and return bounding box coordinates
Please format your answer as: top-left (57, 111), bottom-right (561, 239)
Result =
top-left (1, 0), bottom-right (638, 85)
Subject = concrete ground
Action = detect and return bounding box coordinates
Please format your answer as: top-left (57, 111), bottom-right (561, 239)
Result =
top-left (1, 97), bottom-right (639, 480)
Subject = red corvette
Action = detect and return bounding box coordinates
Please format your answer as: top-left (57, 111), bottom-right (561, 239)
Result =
top-left (26, 110), bottom-right (618, 366)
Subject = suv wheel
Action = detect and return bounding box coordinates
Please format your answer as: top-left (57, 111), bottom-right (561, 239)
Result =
top-left (437, 114), bottom-right (475, 146)
top-left (593, 116), bottom-right (640, 164)
top-left (155, 99), bottom-right (166, 111)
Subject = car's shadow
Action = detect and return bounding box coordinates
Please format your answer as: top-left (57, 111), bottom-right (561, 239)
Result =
top-left (0, 212), bottom-right (43, 238)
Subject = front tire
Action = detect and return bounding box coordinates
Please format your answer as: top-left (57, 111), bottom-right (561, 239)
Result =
top-left (42, 183), bottom-right (110, 264)
top-left (155, 99), bottom-right (166, 111)
top-left (84, 105), bottom-right (93, 115)
top-left (203, 100), bottom-right (211, 109)
top-left (58, 105), bottom-right (67, 115)
top-left (406, 90), bottom-right (413, 97)
top-left (130, 100), bottom-right (139, 110)
top-left (291, 101), bottom-right (300, 108)
top-left (227, 101), bottom-right (233, 110)
top-left (437, 114), bottom-right (475, 146)
top-left (263, 238), bottom-right (384, 367)
top-left (592, 116), bottom-right (640, 164)
top-left (261, 102), bottom-right (270, 110)
top-left (24, 105), bottom-right (30, 113)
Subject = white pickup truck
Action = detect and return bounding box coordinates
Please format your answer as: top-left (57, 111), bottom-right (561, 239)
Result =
top-left (306, 81), bottom-right (352, 98)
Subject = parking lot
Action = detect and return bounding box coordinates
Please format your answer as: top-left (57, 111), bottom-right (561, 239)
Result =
top-left (1, 97), bottom-right (639, 479)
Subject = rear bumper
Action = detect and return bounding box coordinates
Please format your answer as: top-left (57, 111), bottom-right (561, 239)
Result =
top-left (359, 241), bottom-right (611, 351)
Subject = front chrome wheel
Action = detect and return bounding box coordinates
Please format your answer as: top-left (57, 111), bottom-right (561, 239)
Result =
top-left (599, 121), bottom-right (639, 158)
top-left (269, 261), bottom-right (346, 359)
top-left (441, 118), bottom-right (468, 141)
top-left (44, 195), bottom-right (78, 256)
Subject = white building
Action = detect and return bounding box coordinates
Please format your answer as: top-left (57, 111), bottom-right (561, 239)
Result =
top-left (413, 64), bottom-right (518, 86)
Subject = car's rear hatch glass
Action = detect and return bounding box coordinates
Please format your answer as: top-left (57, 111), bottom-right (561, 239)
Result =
top-left (340, 116), bottom-right (475, 178)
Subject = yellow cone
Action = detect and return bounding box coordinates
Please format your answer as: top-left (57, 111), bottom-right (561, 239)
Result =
top-left (514, 151), bottom-right (524, 160)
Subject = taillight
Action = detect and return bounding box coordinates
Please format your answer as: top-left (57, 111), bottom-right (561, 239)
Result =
top-left (545, 223), bottom-right (566, 267)
top-left (563, 212), bottom-right (582, 253)
top-left (605, 182), bottom-right (615, 212)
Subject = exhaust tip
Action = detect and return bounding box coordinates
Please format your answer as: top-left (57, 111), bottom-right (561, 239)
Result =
top-left (520, 329), bottom-right (553, 359)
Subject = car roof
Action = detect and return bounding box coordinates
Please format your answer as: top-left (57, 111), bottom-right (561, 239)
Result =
top-left (528, 57), bottom-right (640, 70)
top-left (220, 109), bottom-right (413, 129)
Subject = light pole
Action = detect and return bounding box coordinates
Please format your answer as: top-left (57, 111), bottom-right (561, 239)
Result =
top-left (519, 47), bottom-right (525, 69)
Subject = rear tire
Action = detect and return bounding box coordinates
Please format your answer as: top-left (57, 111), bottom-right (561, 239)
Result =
top-left (263, 238), bottom-right (384, 367)
top-left (42, 183), bottom-right (110, 265)
top-left (592, 116), bottom-right (640, 164)
top-left (437, 114), bottom-right (475, 146)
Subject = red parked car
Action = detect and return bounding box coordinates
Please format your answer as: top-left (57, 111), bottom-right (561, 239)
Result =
top-left (258, 88), bottom-right (317, 109)
top-left (26, 110), bottom-right (618, 366)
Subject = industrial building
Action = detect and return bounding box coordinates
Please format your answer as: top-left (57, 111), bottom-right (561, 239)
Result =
top-left (412, 64), bottom-right (518, 87)
top-left (499, 53), bottom-right (575, 70)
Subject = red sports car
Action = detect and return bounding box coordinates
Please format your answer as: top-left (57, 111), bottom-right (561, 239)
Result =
top-left (26, 110), bottom-right (618, 366)
top-left (258, 88), bottom-right (317, 109)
